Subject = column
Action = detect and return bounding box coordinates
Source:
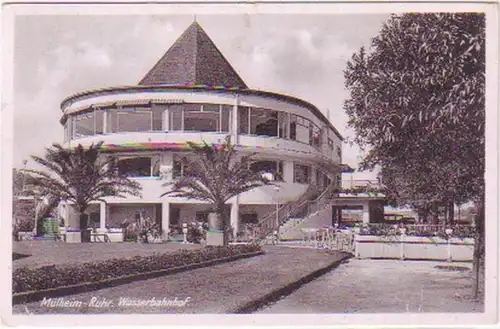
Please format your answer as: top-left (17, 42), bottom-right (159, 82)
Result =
top-left (161, 201), bottom-right (170, 240)
top-left (231, 96), bottom-right (239, 142)
top-left (160, 153), bottom-right (174, 181)
top-left (362, 202), bottom-right (370, 224)
top-left (102, 108), bottom-right (108, 133)
top-left (230, 198), bottom-right (240, 238)
top-left (98, 201), bottom-right (107, 233)
top-left (164, 106), bottom-right (170, 131)
top-left (284, 161), bottom-right (294, 183)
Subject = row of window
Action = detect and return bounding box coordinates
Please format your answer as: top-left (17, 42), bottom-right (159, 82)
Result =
top-left (113, 155), bottom-right (334, 186)
top-left (64, 103), bottom-right (341, 154)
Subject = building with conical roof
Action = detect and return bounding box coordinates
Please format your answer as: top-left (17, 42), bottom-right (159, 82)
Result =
top-left (59, 20), bottom-right (350, 243)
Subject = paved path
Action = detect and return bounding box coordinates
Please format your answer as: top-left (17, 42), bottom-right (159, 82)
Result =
top-left (257, 259), bottom-right (484, 313)
top-left (13, 246), bottom-right (346, 314)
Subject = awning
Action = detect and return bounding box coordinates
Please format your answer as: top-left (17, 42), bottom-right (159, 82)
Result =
top-left (115, 99), bottom-right (151, 106)
top-left (150, 98), bottom-right (185, 104)
top-left (92, 101), bottom-right (116, 108)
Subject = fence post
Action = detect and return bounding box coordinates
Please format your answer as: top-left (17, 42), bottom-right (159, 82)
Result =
top-left (446, 228), bottom-right (453, 262)
top-left (399, 227), bottom-right (406, 260)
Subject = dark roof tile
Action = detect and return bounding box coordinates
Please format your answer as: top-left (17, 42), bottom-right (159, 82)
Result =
top-left (139, 21), bottom-right (247, 88)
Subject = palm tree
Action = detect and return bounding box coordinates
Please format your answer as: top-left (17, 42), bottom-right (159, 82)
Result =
top-left (22, 142), bottom-right (142, 240)
top-left (161, 136), bottom-right (271, 245)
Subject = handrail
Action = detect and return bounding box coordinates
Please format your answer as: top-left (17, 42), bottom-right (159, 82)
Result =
top-left (250, 182), bottom-right (338, 243)
top-left (253, 184), bottom-right (317, 232)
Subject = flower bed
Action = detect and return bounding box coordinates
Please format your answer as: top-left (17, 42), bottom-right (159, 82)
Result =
top-left (13, 244), bottom-right (261, 294)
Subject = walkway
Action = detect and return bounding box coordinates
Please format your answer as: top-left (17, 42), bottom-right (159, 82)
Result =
top-left (257, 259), bottom-right (483, 313)
top-left (13, 246), bottom-right (346, 314)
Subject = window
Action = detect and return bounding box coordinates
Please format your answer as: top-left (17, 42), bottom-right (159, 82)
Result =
top-left (238, 106), bottom-right (249, 134)
top-left (118, 157), bottom-right (153, 177)
top-left (328, 138), bottom-right (334, 150)
top-left (293, 163), bottom-right (310, 184)
top-left (250, 160), bottom-right (283, 181)
top-left (278, 112), bottom-right (288, 139)
top-left (184, 104), bottom-right (219, 132)
top-left (250, 108), bottom-right (278, 137)
top-left (316, 169), bottom-right (322, 187)
top-left (63, 120), bottom-right (69, 142)
top-left (169, 105), bottom-right (183, 131)
top-left (73, 111), bottom-right (94, 138)
top-left (337, 146), bottom-right (342, 157)
top-left (172, 156), bottom-right (190, 179)
top-left (310, 124), bottom-right (321, 148)
top-left (117, 107), bottom-right (151, 132)
top-left (152, 105), bottom-right (164, 131)
top-left (241, 213), bottom-right (258, 224)
top-left (290, 114), bottom-right (311, 144)
top-left (94, 110), bottom-right (104, 134)
top-left (220, 105), bottom-right (232, 132)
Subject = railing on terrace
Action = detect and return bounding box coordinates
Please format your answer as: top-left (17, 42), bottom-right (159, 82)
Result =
top-left (341, 179), bottom-right (381, 190)
top-left (249, 183), bottom-right (338, 244)
top-left (280, 228), bottom-right (355, 253)
top-left (357, 223), bottom-right (476, 239)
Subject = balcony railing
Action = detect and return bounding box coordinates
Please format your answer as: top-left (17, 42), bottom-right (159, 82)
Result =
top-left (341, 179), bottom-right (381, 190)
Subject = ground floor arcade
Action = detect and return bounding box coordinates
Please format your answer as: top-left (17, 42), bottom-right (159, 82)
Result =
top-left (60, 201), bottom-right (276, 241)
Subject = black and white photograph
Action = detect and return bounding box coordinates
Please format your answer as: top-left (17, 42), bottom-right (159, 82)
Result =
top-left (2, 2), bottom-right (498, 326)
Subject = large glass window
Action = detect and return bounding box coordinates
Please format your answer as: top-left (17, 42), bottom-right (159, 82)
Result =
top-left (310, 123), bottom-right (321, 148)
top-left (172, 155), bottom-right (191, 179)
top-left (291, 115), bottom-right (310, 144)
top-left (238, 107), bottom-right (249, 134)
top-left (278, 112), bottom-right (288, 139)
top-left (293, 163), bottom-right (310, 184)
top-left (152, 105), bottom-right (164, 131)
top-left (220, 105), bottom-right (232, 133)
top-left (95, 110), bottom-right (104, 134)
top-left (118, 157), bottom-right (152, 177)
top-left (169, 105), bottom-right (183, 131)
top-left (184, 104), bottom-right (219, 132)
top-left (250, 160), bottom-right (283, 181)
top-left (73, 111), bottom-right (94, 138)
top-left (117, 107), bottom-right (151, 132)
top-left (250, 108), bottom-right (278, 137)
top-left (63, 120), bottom-right (69, 142)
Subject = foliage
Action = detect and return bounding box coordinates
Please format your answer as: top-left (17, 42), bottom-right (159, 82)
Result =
top-left (137, 216), bottom-right (161, 243)
top-left (186, 222), bottom-right (207, 243)
top-left (22, 142), bottom-right (142, 216)
top-left (13, 245), bottom-right (262, 293)
top-left (161, 136), bottom-right (270, 237)
top-left (344, 13), bottom-right (485, 208)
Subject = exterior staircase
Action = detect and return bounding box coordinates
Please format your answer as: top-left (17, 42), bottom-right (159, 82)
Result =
top-left (249, 183), bottom-right (338, 244)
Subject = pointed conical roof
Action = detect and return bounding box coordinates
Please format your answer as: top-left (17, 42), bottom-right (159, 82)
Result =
top-left (139, 21), bottom-right (247, 88)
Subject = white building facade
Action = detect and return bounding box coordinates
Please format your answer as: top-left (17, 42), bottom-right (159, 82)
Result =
top-left (59, 21), bottom-right (344, 239)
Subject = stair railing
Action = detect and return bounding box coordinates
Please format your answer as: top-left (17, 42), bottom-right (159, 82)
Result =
top-left (250, 182), bottom-right (338, 243)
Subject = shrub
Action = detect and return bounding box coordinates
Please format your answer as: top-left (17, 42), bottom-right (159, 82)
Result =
top-left (13, 244), bottom-right (261, 293)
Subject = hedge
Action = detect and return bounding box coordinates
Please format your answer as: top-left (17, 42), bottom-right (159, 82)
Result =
top-left (13, 244), bottom-right (261, 294)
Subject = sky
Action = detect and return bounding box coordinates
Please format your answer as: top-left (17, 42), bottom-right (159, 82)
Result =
top-left (13, 14), bottom-right (390, 178)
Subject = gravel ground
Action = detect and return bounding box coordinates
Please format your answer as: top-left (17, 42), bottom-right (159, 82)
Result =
top-left (12, 241), bottom-right (202, 270)
top-left (257, 259), bottom-right (484, 313)
top-left (13, 246), bottom-right (345, 314)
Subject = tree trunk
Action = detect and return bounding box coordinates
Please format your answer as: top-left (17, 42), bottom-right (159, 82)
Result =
top-left (79, 213), bottom-right (90, 243)
top-left (472, 199), bottom-right (485, 299)
top-left (448, 201), bottom-right (455, 226)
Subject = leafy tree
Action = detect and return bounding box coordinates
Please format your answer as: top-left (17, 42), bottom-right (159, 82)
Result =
top-left (344, 13), bottom-right (485, 296)
top-left (22, 142), bottom-right (142, 239)
top-left (161, 136), bottom-right (270, 244)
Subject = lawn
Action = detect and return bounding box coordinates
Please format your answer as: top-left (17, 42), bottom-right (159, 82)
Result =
top-left (12, 241), bottom-right (203, 270)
